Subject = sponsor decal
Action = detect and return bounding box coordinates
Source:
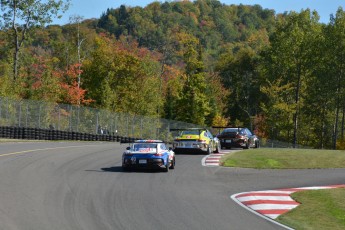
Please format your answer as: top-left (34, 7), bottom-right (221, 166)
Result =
top-left (131, 156), bottom-right (136, 163)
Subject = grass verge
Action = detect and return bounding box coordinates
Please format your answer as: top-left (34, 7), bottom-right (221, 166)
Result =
top-left (277, 188), bottom-right (345, 230)
top-left (221, 148), bottom-right (345, 229)
top-left (220, 148), bottom-right (345, 169)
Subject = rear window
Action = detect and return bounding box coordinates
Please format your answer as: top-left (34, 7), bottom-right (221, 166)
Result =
top-left (182, 130), bottom-right (200, 135)
top-left (222, 128), bottom-right (240, 134)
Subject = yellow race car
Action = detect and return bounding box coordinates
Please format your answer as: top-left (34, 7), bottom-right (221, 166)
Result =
top-left (171, 128), bottom-right (220, 154)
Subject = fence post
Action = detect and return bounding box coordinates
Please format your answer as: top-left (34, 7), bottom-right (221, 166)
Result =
top-left (140, 117), bottom-right (143, 139)
top-left (126, 115), bottom-right (129, 137)
top-left (69, 105), bottom-right (72, 132)
top-left (95, 112), bottom-right (99, 134)
top-left (167, 121), bottom-right (170, 142)
top-left (18, 101), bottom-right (22, 127)
top-left (132, 115), bottom-right (135, 138)
top-left (76, 106), bottom-right (80, 132)
top-left (58, 105), bottom-right (61, 130)
top-left (25, 103), bottom-right (29, 127)
top-left (6, 97), bottom-right (9, 124)
top-left (38, 104), bottom-right (42, 129)
top-left (114, 114), bottom-right (117, 136)
top-left (0, 97), bottom-right (2, 126)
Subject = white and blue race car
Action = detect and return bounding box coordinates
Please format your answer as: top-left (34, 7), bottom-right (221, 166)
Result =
top-left (122, 140), bottom-right (175, 172)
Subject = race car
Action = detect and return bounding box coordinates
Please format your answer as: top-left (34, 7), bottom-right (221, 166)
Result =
top-left (214, 127), bottom-right (260, 149)
top-left (171, 128), bottom-right (220, 154)
top-left (122, 140), bottom-right (175, 172)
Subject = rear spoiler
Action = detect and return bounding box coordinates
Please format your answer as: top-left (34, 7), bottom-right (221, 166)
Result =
top-left (170, 128), bottom-right (207, 131)
top-left (211, 126), bottom-right (241, 134)
top-left (212, 126), bottom-right (240, 129)
top-left (120, 139), bottom-right (164, 144)
top-left (170, 128), bottom-right (208, 136)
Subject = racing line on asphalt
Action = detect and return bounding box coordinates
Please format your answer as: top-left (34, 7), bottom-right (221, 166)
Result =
top-left (202, 152), bottom-right (345, 230)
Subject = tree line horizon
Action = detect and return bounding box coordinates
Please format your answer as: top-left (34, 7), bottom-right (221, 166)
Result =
top-left (1, 0), bottom-right (345, 149)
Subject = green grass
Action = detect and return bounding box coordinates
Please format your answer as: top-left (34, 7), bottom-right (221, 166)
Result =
top-left (221, 148), bottom-right (345, 229)
top-left (277, 188), bottom-right (345, 230)
top-left (221, 148), bottom-right (345, 169)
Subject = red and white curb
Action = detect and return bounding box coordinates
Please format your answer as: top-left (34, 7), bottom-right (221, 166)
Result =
top-left (231, 185), bottom-right (345, 229)
top-left (202, 153), bottom-right (224, 166)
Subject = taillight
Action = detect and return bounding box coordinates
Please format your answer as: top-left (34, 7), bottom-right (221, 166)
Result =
top-left (154, 152), bottom-right (164, 156)
top-left (236, 134), bottom-right (245, 139)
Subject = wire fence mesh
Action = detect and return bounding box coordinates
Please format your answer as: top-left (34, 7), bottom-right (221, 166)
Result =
top-left (0, 97), bottom-right (201, 142)
top-left (0, 96), bottom-right (311, 148)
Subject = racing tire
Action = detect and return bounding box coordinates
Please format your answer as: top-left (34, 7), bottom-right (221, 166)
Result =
top-left (255, 140), bottom-right (260, 148)
top-left (163, 160), bottom-right (169, 172)
top-left (207, 147), bottom-right (211, 155)
top-left (244, 141), bottom-right (250, 149)
top-left (169, 157), bottom-right (175, 169)
top-left (122, 166), bottom-right (130, 172)
top-left (214, 143), bottom-right (220, 153)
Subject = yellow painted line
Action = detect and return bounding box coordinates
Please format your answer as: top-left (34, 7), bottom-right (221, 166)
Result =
top-left (0, 144), bottom-right (105, 157)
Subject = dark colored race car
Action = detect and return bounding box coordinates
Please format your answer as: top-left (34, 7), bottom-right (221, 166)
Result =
top-left (215, 127), bottom-right (260, 149)
top-left (122, 140), bottom-right (175, 172)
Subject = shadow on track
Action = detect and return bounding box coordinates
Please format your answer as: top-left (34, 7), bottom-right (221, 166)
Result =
top-left (101, 166), bottom-right (123, 172)
top-left (85, 166), bottom-right (169, 173)
top-left (174, 151), bottom-right (209, 155)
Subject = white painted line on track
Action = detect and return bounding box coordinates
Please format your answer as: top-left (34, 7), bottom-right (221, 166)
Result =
top-left (0, 144), bottom-right (106, 157)
top-left (236, 195), bottom-right (295, 202)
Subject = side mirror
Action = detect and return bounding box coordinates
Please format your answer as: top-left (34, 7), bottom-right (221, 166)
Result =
top-left (126, 147), bottom-right (130, 150)
top-left (169, 147), bottom-right (173, 151)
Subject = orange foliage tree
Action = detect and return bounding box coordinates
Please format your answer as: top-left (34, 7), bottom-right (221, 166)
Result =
top-left (59, 63), bottom-right (93, 105)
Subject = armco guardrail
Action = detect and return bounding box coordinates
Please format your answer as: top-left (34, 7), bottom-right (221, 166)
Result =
top-left (0, 126), bottom-right (138, 142)
top-left (0, 97), bottom-right (201, 142)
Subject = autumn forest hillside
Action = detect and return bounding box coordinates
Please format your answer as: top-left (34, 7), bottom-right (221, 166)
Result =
top-left (1, 0), bottom-right (345, 149)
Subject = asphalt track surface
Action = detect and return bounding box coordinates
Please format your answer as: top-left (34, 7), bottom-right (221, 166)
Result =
top-left (0, 141), bottom-right (344, 230)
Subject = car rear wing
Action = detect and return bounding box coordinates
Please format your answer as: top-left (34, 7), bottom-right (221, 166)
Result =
top-left (169, 128), bottom-right (207, 131)
top-left (212, 126), bottom-right (241, 129)
top-left (120, 139), bottom-right (165, 144)
top-left (169, 128), bottom-right (208, 136)
top-left (211, 126), bottom-right (241, 134)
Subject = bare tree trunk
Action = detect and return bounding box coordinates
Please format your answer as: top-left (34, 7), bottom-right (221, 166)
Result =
top-left (13, 40), bottom-right (19, 81)
top-left (293, 69), bottom-right (302, 148)
top-left (12, 0), bottom-right (19, 81)
top-left (341, 104), bottom-right (345, 141)
top-left (11, 1), bottom-right (28, 81)
top-left (333, 102), bottom-right (340, 149)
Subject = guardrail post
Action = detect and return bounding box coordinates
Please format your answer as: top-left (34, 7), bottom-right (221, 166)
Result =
top-left (6, 97), bottom-right (9, 125)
